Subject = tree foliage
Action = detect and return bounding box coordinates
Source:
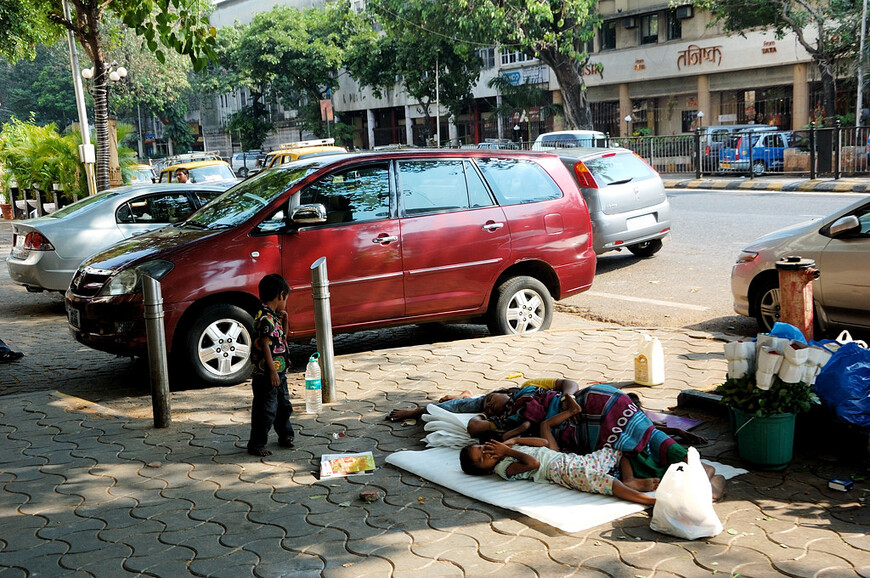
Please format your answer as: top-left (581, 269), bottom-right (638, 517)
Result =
top-left (694, 0), bottom-right (866, 126)
top-left (0, 0), bottom-right (217, 191)
top-left (0, 43), bottom-right (79, 128)
top-left (348, 0), bottom-right (484, 142)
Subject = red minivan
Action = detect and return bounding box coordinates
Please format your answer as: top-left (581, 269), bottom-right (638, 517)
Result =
top-left (66, 150), bottom-right (596, 386)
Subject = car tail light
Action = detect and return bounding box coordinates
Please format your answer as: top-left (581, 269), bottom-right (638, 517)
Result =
top-left (736, 251), bottom-right (758, 264)
top-left (572, 161), bottom-right (599, 188)
top-left (24, 231), bottom-right (55, 251)
top-left (735, 137), bottom-right (743, 160)
top-left (704, 145), bottom-right (711, 155)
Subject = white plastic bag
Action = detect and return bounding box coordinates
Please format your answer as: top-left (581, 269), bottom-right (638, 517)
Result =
top-left (650, 447), bottom-right (723, 539)
top-left (836, 330), bottom-right (868, 349)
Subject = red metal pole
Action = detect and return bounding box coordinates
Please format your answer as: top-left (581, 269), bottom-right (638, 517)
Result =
top-left (775, 256), bottom-right (819, 341)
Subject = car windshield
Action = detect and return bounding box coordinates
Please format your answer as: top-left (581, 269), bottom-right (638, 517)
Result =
top-left (190, 165), bottom-right (236, 182)
top-left (48, 190), bottom-right (124, 219)
top-left (583, 153), bottom-right (655, 185)
top-left (184, 165), bottom-right (317, 229)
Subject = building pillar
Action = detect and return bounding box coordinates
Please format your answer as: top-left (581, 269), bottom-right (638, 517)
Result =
top-left (619, 83), bottom-right (631, 137)
top-left (552, 90), bottom-right (565, 131)
top-left (366, 109), bottom-right (375, 149)
top-left (405, 105), bottom-right (413, 145)
top-left (793, 63), bottom-right (809, 130)
top-left (697, 74), bottom-right (711, 125)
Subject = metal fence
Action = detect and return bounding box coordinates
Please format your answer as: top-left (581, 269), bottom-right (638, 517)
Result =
top-left (459, 124), bottom-right (870, 178)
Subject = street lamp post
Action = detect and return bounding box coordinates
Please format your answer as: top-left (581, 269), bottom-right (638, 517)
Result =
top-left (63, 0), bottom-right (97, 197)
top-left (624, 115), bottom-right (633, 137)
top-left (82, 63), bottom-right (128, 188)
top-left (697, 110), bottom-right (705, 128)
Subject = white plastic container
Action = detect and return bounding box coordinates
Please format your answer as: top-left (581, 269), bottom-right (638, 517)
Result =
top-left (305, 352), bottom-right (322, 414)
top-left (634, 333), bottom-right (665, 386)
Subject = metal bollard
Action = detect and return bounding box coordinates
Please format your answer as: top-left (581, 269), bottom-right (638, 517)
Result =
top-left (142, 274), bottom-right (171, 428)
top-left (310, 257), bottom-right (336, 403)
top-left (775, 256), bottom-right (820, 341)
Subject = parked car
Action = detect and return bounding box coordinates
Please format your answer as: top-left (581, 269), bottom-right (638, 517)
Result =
top-left (532, 130), bottom-right (609, 151)
top-left (731, 195), bottom-right (870, 333)
top-left (122, 164), bottom-right (155, 184)
top-left (696, 124), bottom-right (778, 172)
top-left (477, 140), bottom-right (519, 150)
top-left (231, 150), bottom-right (262, 178)
top-left (158, 160), bottom-right (239, 184)
top-left (251, 139), bottom-right (347, 175)
top-left (153, 151), bottom-right (223, 174)
top-left (558, 148), bottom-right (670, 257)
top-left (6, 183), bottom-right (231, 293)
top-left (66, 150), bottom-right (597, 386)
top-left (719, 130), bottom-right (808, 176)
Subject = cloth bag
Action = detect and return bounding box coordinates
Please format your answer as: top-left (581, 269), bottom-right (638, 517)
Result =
top-left (814, 341), bottom-right (870, 430)
top-left (650, 447), bottom-right (723, 539)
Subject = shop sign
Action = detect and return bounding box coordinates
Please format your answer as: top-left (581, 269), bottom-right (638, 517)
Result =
top-left (582, 62), bottom-right (605, 78)
top-left (676, 44), bottom-right (723, 69)
top-left (501, 65), bottom-right (549, 86)
top-left (762, 41), bottom-right (777, 54)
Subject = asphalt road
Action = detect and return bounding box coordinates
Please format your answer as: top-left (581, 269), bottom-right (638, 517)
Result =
top-left (560, 188), bottom-right (864, 336)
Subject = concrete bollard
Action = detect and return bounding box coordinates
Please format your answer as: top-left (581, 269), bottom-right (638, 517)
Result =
top-left (775, 256), bottom-right (819, 341)
top-left (310, 257), bottom-right (336, 403)
top-left (142, 274), bottom-right (171, 428)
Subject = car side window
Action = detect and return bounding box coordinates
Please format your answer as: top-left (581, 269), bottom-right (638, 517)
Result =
top-left (398, 160), bottom-right (493, 216)
top-left (477, 158), bottom-right (563, 205)
top-left (116, 193), bottom-right (195, 224)
top-left (299, 163), bottom-right (390, 224)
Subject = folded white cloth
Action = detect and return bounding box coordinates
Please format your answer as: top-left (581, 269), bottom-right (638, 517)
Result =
top-left (421, 405), bottom-right (475, 448)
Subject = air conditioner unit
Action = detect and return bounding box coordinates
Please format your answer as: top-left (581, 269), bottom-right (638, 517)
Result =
top-left (675, 5), bottom-right (693, 19)
top-left (623, 16), bottom-right (637, 29)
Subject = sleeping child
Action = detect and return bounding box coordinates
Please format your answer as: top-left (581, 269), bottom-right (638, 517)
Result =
top-left (459, 394), bottom-right (658, 506)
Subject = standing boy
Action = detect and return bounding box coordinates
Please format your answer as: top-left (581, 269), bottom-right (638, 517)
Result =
top-left (247, 273), bottom-right (295, 457)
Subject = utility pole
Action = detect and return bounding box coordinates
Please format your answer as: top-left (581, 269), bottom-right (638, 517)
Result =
top-left (858, 0), bottom-right (868, 128)
top-left (63, 0), bottom-right (97, 196)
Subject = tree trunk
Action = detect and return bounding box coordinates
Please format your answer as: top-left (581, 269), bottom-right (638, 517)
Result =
top-left (537, 49), bottom-right (593, 130)
top-left (92, 60), bottom-right (110, 191)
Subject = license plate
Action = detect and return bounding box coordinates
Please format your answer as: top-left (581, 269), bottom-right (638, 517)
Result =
top-left (67, 307), bottom-right (81, 329)
top-left (626, 214), bottom-right (656, 231)
top-left (720, 162), bottom-right (731, 168)
top-left (11, 234), bottom-right (26, 259)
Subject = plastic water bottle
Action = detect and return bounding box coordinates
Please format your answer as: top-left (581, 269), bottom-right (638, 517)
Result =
top-left (305, 352), bottom-right (322, 414)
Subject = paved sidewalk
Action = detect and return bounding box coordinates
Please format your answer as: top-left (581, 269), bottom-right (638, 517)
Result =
top-left (663, 175), bottom-right (870, 193)
top-left (2, 326), bottom-right (869, 577)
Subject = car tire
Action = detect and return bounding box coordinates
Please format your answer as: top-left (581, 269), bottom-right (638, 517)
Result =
top-left (238, 167), bottom-right (249, 178)
top-left (752, 160), bottom-right (766, 177)
top-left (487, 276), bottom-right (553, 335)
top-left (627, 239), bottom-right (664, 258)
top-left (184, 304), bottom-right (254, 386)
top-left (753, 277), bottom-right (780, 332)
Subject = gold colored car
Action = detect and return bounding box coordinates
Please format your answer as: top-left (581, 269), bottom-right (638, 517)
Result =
top-left (158, 160), bottom-right (238, 184)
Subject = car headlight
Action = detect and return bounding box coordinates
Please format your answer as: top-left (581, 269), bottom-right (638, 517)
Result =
top-left (735, 251), bottom-right (758, 264)
top-left (98, 260), bottom-right (175, 296)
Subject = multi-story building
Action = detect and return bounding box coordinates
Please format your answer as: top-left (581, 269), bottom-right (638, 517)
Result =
top-left (203, 1), bottom-right (835, 153)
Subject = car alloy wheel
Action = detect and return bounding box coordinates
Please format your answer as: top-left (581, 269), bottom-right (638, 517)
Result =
top-left (488, 276), bottom-right (553, 335)
top-left (185, 304), bottom-right (253, 385)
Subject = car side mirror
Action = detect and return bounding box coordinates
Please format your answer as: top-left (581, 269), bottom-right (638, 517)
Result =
top-left (291, 203), bottom-right (327, 225)
top-left (828, 215), bottom-right (860, 237)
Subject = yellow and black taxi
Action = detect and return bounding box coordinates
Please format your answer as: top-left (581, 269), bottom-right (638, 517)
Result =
top-left (253, 139), bottom-right (347, 174)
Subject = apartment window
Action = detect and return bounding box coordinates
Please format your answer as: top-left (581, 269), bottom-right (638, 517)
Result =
top-left (640, 14), bottom-right (658, 45)
top-left (667, 10), bottom-right (682, 40)
top-left (600, 21), bottom-right (616, 50)
top-left (477, 48), bottom-right (495, 69)
top-left (500, 50), bottom-right (536, 66)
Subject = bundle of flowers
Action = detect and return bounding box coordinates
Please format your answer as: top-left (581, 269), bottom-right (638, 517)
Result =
top-left (715, 334), bottom-right (830, 416)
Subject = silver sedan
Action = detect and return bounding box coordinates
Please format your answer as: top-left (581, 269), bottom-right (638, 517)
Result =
top-left (731, 195), bottom-right (870, 333)
top-left (6, 183), bottom-right (232, 293)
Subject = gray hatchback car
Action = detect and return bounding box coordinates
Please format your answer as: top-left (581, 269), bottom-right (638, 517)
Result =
top-left (558, 148), bottom-right (671, 257)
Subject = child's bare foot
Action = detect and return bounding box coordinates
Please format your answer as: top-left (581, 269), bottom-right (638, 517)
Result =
top-left (439, 390), bottom-right (472, 402)
top-left (710, 474), bottom-right (726, 501)
top-left (624, 477), bottom-right (660, 492)
top-left (248, 448), bottom-right (272, 457)
top-left (386, 407), bottom-right (424, 422)
top-left (562, 393), bottom-right (582, 415)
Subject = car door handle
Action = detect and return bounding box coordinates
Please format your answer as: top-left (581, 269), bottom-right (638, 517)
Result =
top-left (372, 235), bottom-right (399, 244)
top-left (482, 221), bottom-right (505, 231)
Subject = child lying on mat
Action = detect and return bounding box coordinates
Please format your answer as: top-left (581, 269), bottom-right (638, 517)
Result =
top-left (459, 394), bottom-right (658, 506)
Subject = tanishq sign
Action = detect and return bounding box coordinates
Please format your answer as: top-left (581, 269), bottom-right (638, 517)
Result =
top-left (676, 44), bottom-right (723, 70)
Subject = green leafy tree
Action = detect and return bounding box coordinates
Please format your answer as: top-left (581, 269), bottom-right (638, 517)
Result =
top-left (694, 0), bottom-right (865, 126)
top-left (0, 0), bottom-right (218, 191)
top-left (487, 75), bottom-right (563, 142)
top-left (227, 104), bottom-right (273, 151)
top-left (348, 1), bottom-right (484, 144)
top-left (0, 43), bottom-right (79, 127)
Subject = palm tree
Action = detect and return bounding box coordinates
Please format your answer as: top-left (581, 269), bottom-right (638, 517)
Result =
top-left (487, 76), bottom-right (563, 143)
